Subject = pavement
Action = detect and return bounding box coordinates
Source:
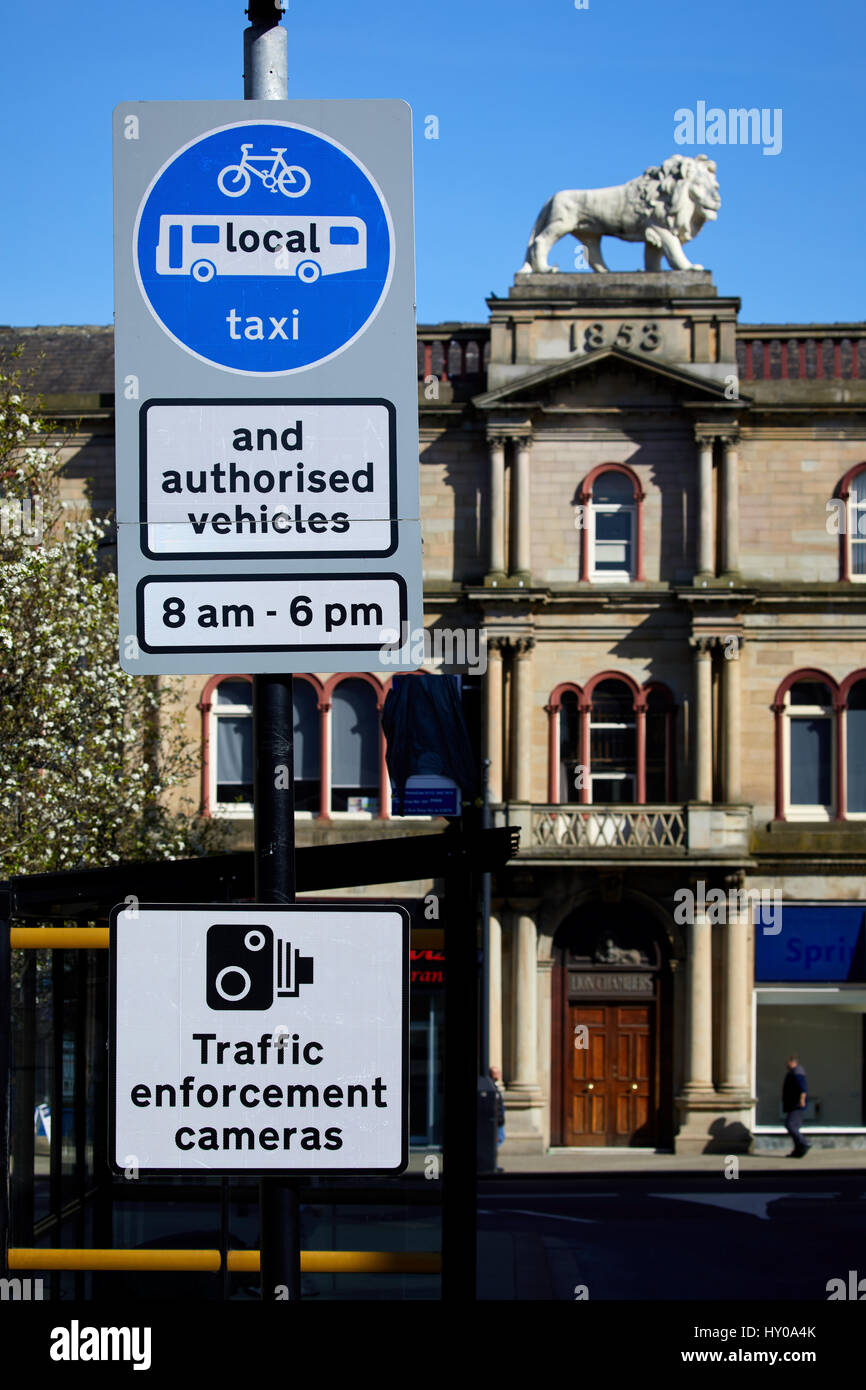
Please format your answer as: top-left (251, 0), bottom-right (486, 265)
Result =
top-left (496, 1146), bottom-right (866, 1173)
top-left (402, 1146), bottom-right (866, 1176)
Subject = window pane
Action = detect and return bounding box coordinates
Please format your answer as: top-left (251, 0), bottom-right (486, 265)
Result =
top-left (560, 692), bottom-right (578, 760)
top-left (847, 683), bottom-right (866, 812)
top-left (848, 681), bottom-right (866, 711)
top-left (852, 539), bottom-right (866, 576)
top-left (595, 511), bottom-right (632, 542)
top-left (646, 709), bottom-right (668, 801)
top-left (594, 510), bottom-right (632, 572)
top-left (789, 681), bottom-right (831, 707)
top-left (559, 691), bottom-right (579, 802)
top-left (591, 724), bottom-right (636, 768)
top-left (594, 543), bottom-right (631, 570)
top-left (593, 471), bottom-right (633, 504)
top-left (216, 715), bottom-right (253, 801)
top-left (851, 473), bottom-right (866, 504)
top-left (591, 683), bottom-right (636, 780)
top-left (293, 680), bottom-right (320, 781)
top-left (790, 717), bottom-right (831, 806)
top-left (332, 679), bottom-right (378, 788)
top-left (592, 776), bottom-right (634, 803)
top-left (592, 680), bottom-right (634, 721)
top-left (216, 679), bottom-right (252, 707)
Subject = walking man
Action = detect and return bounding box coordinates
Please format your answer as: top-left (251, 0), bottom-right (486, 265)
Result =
top-left (490, 1065), bottom-right (506, 1173)
top-left (782, 1054), bottom-right (810, 1157)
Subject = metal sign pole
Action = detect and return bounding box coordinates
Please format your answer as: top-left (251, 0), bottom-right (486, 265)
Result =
top-left (480, 758), bottom-right (491, 1078)
top-left (242, 0), bottom-right (301, 1304)
top-left (0, 891), bottom-right (10, 1283)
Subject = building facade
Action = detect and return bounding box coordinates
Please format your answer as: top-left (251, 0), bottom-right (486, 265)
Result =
top-left (7, 264), bottom-right (866, 1155)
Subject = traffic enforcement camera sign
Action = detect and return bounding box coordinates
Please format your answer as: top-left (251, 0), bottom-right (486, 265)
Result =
top-left (109, 903), bottom-right (409, 1175)
top-left (113, 101), bottom-right (422, 674)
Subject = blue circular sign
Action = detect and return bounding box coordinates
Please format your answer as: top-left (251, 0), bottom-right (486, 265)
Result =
top-left (134, 121), bottom-right (393, 375)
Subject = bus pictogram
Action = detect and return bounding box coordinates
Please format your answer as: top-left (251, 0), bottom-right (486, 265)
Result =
top-left (154, 214), bottom-right (367, 283)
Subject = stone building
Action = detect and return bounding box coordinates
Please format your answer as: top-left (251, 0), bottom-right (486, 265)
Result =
top-left (5, 263), bottom-right (866, 1156)
top-left (418, 271), bottom-right (866, 1154)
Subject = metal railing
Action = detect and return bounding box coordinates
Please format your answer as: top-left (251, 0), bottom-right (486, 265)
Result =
top-left (8, 1248), bottom-right (440, 1275)
top-left (735, 328), bottom-right (866, 382)
top-left (531, 805), bottom-right (688, 850)
top-left (417, 328), bottom-right (489, 383)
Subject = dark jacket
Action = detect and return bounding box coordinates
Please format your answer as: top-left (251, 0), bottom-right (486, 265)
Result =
top-left (782, 1065), bottom-right (807, 1112)
top-left (492, 1079), bottom-right (505, 1127)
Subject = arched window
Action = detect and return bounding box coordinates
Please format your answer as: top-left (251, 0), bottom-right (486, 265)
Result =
top-left (198, 673), bottom-right (414, 820)
top-left (559, 689), bottom-right (581, 802)
top-left (844, 677), bottom-right (866, 816)
top-left (589, 679), bottom-right (636, 802)
top-left (849, 471), bottom-right (866, 578)
top-left (773, 670), bottom-right (866, 821)
top-left (578, 464), bottom-right (645, 583)
top-left (591, 472), bottom-right (635, 580)
top-left (835, 463), bottom-right (866, 580)
top-left (783, 678), bottom-right (835, 818)
top-left (331, 678), bottom-right (380, 813)
top-left (293, 677), bottom-right (321, 813)
top-left (211, 678), bottom-right (253, 811)
top-left (549, 677), bottom-right (675, 805)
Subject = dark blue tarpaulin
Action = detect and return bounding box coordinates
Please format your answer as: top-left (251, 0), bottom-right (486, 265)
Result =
top-left (382, 674), bottom-right (477, 805)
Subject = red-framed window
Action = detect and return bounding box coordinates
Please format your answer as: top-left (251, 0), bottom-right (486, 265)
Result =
top-left (546, 674), bottom-right (675, 804)
top-left (772, 668), bottom-right (866, 821)
top-left (835, 462), bottom-right (866, 581)
top-left (198, 672), bottom-right (392, 819)
top-left (577, 462), bottom-right (646, 583)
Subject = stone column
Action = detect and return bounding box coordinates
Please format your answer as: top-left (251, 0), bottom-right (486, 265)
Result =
top-left (721, 433), bottom-right (740, 575)
top-left (690, 636), bottom-right (714, 803)
top-left (484, 638), bottom-right (505, 803)
top-left (487, 434), bottom-right (506, 581)
top-left (536, 957), bottom-right (554, 1150)
top-left (635, 698), bottom-right (647, 804)
top-left (489, 909), bottom-right (503, 1073)
top-left (511, 435), bottom-right (532, 580)
top-left (720, 881), bottom-right (750, 1095)
top-left (695, 432), bottom-right (715, 577)
top-left (318, 700), bottom-right (332, 820)
top-left (681, 906), bottom-right (714, 1096)
top-left (378, 713), bottom-right (391, 819)
top-left (511, 908), bottom-right (539, 1092)
top-left (509, 637), bottom-right (535, 802)
top-left (722, 635), bottom-right (742, 803)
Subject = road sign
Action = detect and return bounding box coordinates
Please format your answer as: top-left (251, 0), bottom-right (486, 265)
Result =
top-left (392, 775), bottom-right (461, 817)
top-left (113, 101), bottom-right (422, 674)
top-left (110, 903), bottom-right (409, 1174)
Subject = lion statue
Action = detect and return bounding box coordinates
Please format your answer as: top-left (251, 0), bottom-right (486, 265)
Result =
top-left (518, 154), bottom-right (721, 274)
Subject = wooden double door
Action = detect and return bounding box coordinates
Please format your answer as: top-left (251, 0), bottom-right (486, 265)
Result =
top-left (566, 1002), bottom-right (654, 1147)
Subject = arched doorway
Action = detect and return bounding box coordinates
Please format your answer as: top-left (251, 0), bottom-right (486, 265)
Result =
top-left (551, 902), bottom-right (670, 1147)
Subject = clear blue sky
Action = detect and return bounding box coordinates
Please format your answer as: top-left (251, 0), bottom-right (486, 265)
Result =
top-left (1, 0), bottom-right (863, 327)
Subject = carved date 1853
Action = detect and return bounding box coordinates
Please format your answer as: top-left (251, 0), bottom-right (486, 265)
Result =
top-left (582, 321), bottom-right (660, 353)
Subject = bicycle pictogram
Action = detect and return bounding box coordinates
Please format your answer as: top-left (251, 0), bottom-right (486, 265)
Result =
top-left (217, 145), bottom-right (311, 199)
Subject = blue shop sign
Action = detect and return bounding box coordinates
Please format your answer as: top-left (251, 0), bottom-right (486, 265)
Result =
top-left (755, 903), bottom-right (866, 982)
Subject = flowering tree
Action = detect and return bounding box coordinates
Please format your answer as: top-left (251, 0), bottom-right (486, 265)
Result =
top-left (0, 353), bottom-right (226, 877)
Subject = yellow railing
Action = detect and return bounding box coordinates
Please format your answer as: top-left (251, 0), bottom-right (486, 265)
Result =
top-left (7, 931), bottom-right (440, 1282)
top-left (10, 928), bottom-right (110, 949)
top-left (8, 1248), bottom-right (440, 1274)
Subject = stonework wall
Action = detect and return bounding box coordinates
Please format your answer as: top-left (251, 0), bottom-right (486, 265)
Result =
top-left (739, 434), bottom-right (866, 583)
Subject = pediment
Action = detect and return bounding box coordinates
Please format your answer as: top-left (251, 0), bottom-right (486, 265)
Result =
top-left (473, 345), bottom-right (749, 413)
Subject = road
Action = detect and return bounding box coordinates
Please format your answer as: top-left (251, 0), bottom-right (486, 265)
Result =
top-left (476, 1170), bottom-right (866, 1300)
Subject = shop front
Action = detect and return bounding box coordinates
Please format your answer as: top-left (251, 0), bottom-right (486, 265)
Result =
top-left (753, 903), bottom-right (866, 1148)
